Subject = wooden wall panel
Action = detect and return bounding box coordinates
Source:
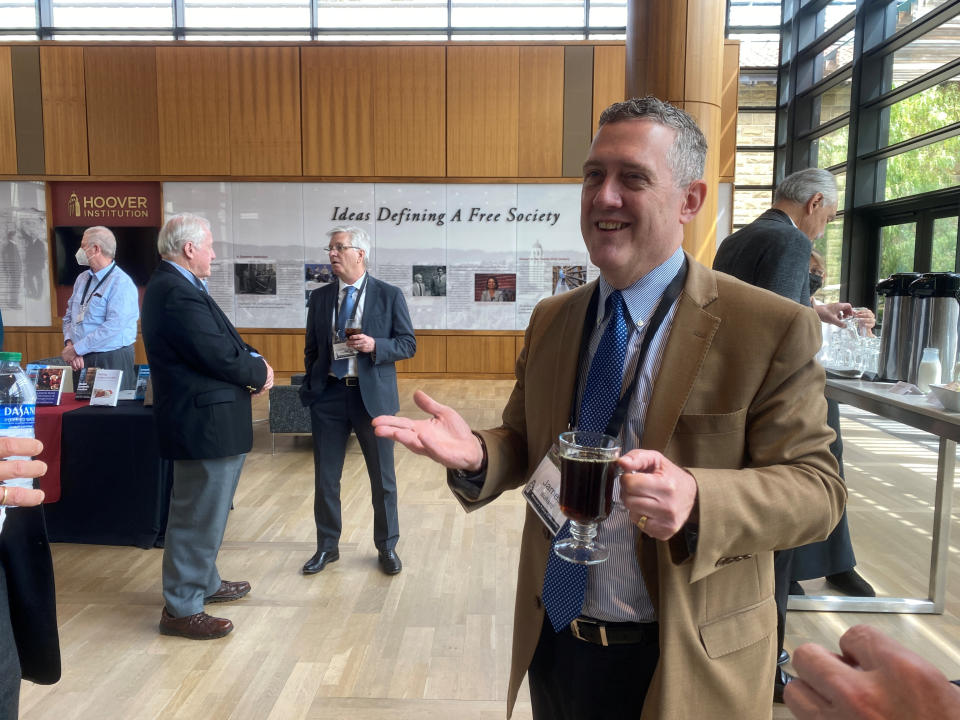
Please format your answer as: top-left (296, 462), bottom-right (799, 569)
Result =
top-left (518, 47), bottom-right (564, 178)
top-left (84, 47), bottom-right (159, 175)
top-left (447, 46), bottom-right (519, 177)
top-left (229, 47), bottom-right (302, 176)
top-left (11, 47), bottom-right (45, 174)
top-left (3, 332), bottom-right (27, 360)
top-left (446, 336), bottom-right (517, 375)
top-left (26, 331), bottom-right (65, 363)
top-left (302, 47), bottom-right (375, 176)
top-left (0, 48), bottom-right (17, 174)
top-left (397, 335), bottom-right (446, 374)
top-left (239, 332), bottom-right (305, 373)
top-left (562, 45), bottom-right (594, 178)
top-left (40, 46), bottom-right (88, 175)
top-left (592, 45), bottom-right (626, 133)
top-left (719, 40), bottom-right (740, 183)
top-left (373, 46), bottom-right (445, 177)
top-left (156, 47), bottom-right (230, 175)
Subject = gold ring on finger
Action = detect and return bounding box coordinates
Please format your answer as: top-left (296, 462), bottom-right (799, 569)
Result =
top-left (636, 515), bottom-right (648, 532)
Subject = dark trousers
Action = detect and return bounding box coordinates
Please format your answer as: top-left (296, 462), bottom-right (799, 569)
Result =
top-left (528, 620), bottom-right (659, 720)
top-left (774, 548), bottom-right (794, 656)
top-left (0, 560), bottom-right (20, 720)
top-left (309, 380), bottom-right (399, 552)
top-left (76, 344), bottom-right (137, 390)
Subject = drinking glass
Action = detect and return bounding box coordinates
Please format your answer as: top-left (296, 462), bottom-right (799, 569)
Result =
top-left (554, 430), bottom-right (621, 565)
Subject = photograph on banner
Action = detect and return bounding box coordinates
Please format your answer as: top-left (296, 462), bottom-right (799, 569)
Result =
top-left (445, 184), bottom-right (518, 329)
top-left (411, 265), bottom-right (446, 297)
top-left (232, 183), bottom-right (306, 328)
top-left (374, 183), bottom-right (447, 329)
top-left (474, 273), bottom-right (516, 302)
top-left (305, 263), bottom-right (335, 305)
top-left (0, 181), bottom-right (51, 326)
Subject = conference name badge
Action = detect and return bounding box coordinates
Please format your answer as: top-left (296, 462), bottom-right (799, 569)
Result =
top-left (521, 445), bottom-right (565, 537)
top-left (332, 341), bottom-right (358, 360)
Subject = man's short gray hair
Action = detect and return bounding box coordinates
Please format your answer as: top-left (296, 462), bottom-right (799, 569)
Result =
top-left (158, 213), bottom-right (211, 259)
top-left (83, 226), bottom-right (117, 258)
top-left (774, 168), bottom-right (839, 207)
top-left (327, 226), bottom-right (370, 267)
top-left (598, 96), bottom-right (708, 187)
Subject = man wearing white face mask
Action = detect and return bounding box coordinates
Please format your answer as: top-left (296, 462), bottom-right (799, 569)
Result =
top-left (62, 226), bottom-right (139, 390)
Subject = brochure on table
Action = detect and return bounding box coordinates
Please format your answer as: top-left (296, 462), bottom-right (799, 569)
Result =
top-left (90, 369), bottom-right (122, 407)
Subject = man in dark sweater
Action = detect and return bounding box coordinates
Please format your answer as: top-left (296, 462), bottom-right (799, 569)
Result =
top-left (714, 167), bottom-right (874, 702)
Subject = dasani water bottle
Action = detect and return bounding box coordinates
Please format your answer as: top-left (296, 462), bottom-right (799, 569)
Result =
top-left (0, 351), bottom-right (37, 534)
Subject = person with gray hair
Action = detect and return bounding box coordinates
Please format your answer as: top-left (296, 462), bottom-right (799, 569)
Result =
top-left (299, 225), bottom-right (415, 577)
top-left (374, 97), bottom-right (843, 719)
top-left (714, 167), bottom-right (873, 703)
top-left (142, 212), bottom-right (274, 640)
top-left (61, 225), bottom-right (139, 390)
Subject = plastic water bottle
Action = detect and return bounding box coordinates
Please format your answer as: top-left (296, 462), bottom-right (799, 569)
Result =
top-left (0, 351), bottom-right (36, 533)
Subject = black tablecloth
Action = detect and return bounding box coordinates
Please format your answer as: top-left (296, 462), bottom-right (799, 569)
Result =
top-left (43, 401), bottom-right (173, 549)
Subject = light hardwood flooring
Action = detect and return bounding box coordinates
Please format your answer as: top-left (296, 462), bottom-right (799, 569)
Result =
top-left (18, 379), bottom-right (960, 720)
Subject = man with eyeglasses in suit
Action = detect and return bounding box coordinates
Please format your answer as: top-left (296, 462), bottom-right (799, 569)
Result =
top-left (299, 226), bottom-right (416, 577)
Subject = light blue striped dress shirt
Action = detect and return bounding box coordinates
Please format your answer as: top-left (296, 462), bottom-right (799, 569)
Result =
top-left (578, 247), bottom-right (686, 623)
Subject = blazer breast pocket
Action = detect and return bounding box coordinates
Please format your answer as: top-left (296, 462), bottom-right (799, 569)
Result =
top-left (674, 407), bottom-right (747, 435)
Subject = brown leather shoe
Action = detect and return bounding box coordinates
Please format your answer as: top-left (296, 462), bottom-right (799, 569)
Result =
top-left (159, 608), bottom-right (233, 640)
top-left (205, 580), bottom-right (251, 604)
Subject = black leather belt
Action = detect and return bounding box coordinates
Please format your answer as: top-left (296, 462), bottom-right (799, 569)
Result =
top-left (333, 376), bottom-right (359, 387)
top-left (568, 617), bottom-right (658, 647)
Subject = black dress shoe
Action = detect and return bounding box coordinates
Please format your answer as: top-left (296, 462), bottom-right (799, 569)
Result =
top-left (378, 549), bottom-right (402, 575)
top-left (773, 667), bottom-right (793, 704)
top-left (789, 580), bottom-right (805, 596)
top-left (826, 569), bottom-right (875, 597)
top-left (302, 549), bottom-right (339, 575)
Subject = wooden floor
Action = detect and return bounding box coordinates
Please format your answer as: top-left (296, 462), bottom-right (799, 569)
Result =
top-left (18, 379), bottom-right (960, 720)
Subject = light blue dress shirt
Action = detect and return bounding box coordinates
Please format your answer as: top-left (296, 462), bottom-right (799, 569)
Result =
top-left (62, 261), bottom-right (139, 356)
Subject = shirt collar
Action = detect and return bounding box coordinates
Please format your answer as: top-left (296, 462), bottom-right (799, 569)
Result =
top-left (597, 247), bottom-right (685, 329)
top-left (338, 272), bottom-right (367, 292)
top-left (91, 261), bottom-right (116, 280)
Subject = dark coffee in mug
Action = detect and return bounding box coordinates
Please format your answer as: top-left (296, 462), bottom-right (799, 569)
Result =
top-left (559, 455), bottom-right (616, 524)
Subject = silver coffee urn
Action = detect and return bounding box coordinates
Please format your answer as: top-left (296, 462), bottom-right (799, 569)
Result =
top-left (877, 273), bottom-right (922, 382)
top-left (907, 273), bottom-right (960, 385)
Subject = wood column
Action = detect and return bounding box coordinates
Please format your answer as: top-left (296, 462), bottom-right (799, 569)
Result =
top-left (626, 0), bottom-right (726, 266)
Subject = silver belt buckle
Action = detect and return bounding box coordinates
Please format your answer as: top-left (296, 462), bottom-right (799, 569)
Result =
top-left (569, 618), bottom-right (608, 647)
top-left (570, 618), bottom-right (584, 642)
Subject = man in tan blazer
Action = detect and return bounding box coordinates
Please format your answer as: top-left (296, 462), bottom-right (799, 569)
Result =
top-left (374, 97), bottom-right (845, 719)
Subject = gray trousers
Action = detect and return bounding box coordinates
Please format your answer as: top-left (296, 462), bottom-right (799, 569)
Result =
top-left (162, 455), bottom-right (245, 618)
top-left (0, 560), bottom-right (20, 720)
top-left (77, 344), bottom-right (137, 391)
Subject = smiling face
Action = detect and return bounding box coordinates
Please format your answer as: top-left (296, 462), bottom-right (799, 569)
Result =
top-left (487, 277), bottom-right (497, 290)
top-left (580, 119), bottom-right (706, 289)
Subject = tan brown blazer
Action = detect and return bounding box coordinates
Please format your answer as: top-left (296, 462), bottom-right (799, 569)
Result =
top-left (453, 255), bottom-right (845, 719)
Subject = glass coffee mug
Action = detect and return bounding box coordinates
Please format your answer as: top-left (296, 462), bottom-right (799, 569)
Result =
top-left (554, 430), bottom-right (621, 565)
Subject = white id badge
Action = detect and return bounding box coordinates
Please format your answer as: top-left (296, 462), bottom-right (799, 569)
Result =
top-left (332, 341), bottom-right (358, 360)
top-left (522, 446), bottom-right (566, 537)
top-left (77, 307), bottom-right (86, 322)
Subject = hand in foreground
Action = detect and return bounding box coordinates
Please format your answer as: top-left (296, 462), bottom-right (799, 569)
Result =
top-left (617, 449), bottom-right (698, 540)
top-left (346, 333), bottom-right (376, 354)
top-left (372, 391), bottom-right (484, 472)
top-left (0, 437), bottom-right (47, 507)
top-left (815, 301), bottom-right (854, 327)
top-left (785, 624), bottom-right (960, 720)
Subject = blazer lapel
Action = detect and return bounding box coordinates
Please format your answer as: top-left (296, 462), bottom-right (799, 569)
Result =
top-left (642, 258), bottom-right (720, 453)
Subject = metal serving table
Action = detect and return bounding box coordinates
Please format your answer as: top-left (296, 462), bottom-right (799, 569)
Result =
top-left (788, 379), bottom-right (956, 614)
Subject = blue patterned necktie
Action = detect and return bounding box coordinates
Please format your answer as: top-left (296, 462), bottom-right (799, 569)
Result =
top-left (542, 290), bottom-right (628, 632)
top-left (331, 286), bottom-right (357, 378)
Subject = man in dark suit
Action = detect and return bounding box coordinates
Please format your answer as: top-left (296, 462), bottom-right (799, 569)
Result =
top-left (299, 226), bottom-right (416, 577)
top-left (142, 213), bottom-right (274, 640)
top-left (714, 167), bottom-right (874, 701)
